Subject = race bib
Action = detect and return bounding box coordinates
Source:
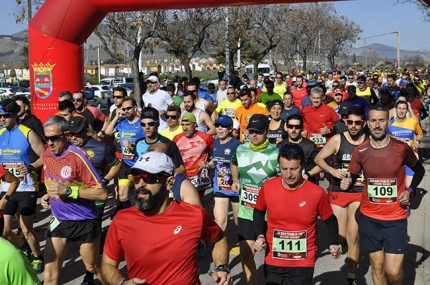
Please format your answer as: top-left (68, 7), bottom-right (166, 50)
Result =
top-left (225, 108), bottom-right (236, 118)
top-left (216, 165), bottom-right (233, 191)
top-left (2, 162), bottom-right (25, 181)
top-left (272, 230), bottom-right (307, 260)
top-left (241, 184), bottom-right (260, 209)
top-left (122, 144), bottom-right (136, 160)
top-left (368, 178), bottom-right (397, 204)
top-left (342, 163), bottom-right (364, 186)
top-left (310, 133), bottom-right (326, 147)
top-left (189, 167), bottom-right (211, 191)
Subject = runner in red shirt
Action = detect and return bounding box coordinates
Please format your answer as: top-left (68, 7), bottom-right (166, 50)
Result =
top-left (291, 76), bottom-right (308, 109)
top-left (253, 145), bottom-right (341, 285)
top-left (346, 105), bottom-right (425, 285)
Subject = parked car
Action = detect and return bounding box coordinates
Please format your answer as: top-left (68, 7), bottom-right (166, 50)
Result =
top-left (201, 77), bottom-right (219, 86)
top-left (85, 85), bottom-right (112, 99)
top-left (99, 77), bottom-right (133, 90)
top-left (118, 83), bottom-right (134, 96)
top-left (0, 87), bottom-right (31, 98)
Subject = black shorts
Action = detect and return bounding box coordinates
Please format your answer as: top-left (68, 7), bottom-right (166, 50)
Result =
top-left (0, 192), bottom-right (37, 216)
top-left (264, 265), bottom-right (314, 285)
top-left (119, 161), bottom-right (132, 179)
top-left (359, 212), bottom-right (407, 254)
top-left (47, 219), bottom-right (101, 245)
top-left (237, 217), bottom-right (257, 242)
top-left (214, 192), bottom-right (239, 203)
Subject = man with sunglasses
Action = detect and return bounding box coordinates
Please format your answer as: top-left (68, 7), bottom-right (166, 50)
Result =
top-left (274, 72), bottom-right (287, 96)
top-left (102, 151), bottom-right (231, 285)
top-left (212, 85), bottom-right (242, 123)
top-left (356, 75), bottom-right (378, 106)
top-left (40, 115), bottom-right (107, 285)
top-left (344, 105), bottom-right (425, 285)
top-left (72, 90), bottom-right (107, 138)
top-left (173, 112), bottom-right (214, 199)
top-left (135, 106), bottom-right (185, 175)
top-left (68, 116), bottom-right (121, 221)
top-left (0, 99), bottom-right (46, 274)
top-left (278, 114), bottom-right (320, 185)
top-left (160, 105), bottom-right (183, 140)
top-left (253, 145), bottom-right (341, 285)
top-left (105, 97), bottom-right (145, 211)
top-left (315, 106), bottom-right (368, 285)
top-left (142, 75), bottom-right (173, 132)
top-left (231, 114), bottom-right (279, 285)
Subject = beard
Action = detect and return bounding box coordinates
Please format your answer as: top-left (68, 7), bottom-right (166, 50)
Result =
top-left (135, 184), bottom-right (167, 213)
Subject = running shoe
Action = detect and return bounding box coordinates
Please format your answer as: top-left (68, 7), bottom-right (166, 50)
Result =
top-left (32, 259), bottom-right (44, 274)
top-left (17, 228), bottom-right (24, 238)
top-left (81, 277), bottom-right (95, 285)
top-left (21, 249), bottom-right (31, 260)
top-left (347, 278), bottom-right (357, 285)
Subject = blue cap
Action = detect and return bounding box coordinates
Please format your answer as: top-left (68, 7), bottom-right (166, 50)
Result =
top-left (399, 79), bottom-right (408, 85)
top-left (0, 105), bottom-right (14, 115)
top-left (215, 115), bottom-right (233, 127)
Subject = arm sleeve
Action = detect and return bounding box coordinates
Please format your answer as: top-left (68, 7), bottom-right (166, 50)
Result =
top-left (254, 185), bottom-right (267, 235)
top-left (168, 141), bottom-right (184, 168)
top-left (323, 214), bottom-right (339, 245)
top-left (420, 105), bottom-right (428, 120)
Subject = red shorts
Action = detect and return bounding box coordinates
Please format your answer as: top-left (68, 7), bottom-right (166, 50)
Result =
top-left (328, 192), bottom-right (362, 207)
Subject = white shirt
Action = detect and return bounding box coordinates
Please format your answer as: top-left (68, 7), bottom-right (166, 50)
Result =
top-left (142, 89), bottom-right (173, 132)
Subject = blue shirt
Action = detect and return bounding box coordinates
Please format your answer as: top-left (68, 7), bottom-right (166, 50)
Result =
top-left (212, 138), bottom-right (241, 196)
top-left (345, 96), bottom-right (371, 115)
top-left (280, 106), bottom-right (301, 121)
top-left (115, 119), bottom-right (145, 166)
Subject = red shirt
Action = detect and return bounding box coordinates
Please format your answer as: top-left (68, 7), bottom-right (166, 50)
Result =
top-left (291, 88), bottom-right (308, 109)
top-left (410, 98), bottom-right (422, 119)
top-left (302, 104), bottom-right (340, 142)
top-left (348, 139), bottom-right (418, 220)
top-left (255, 178), bottom-right (333, 267)
top-left (104, 201), bottom-right (220, 285)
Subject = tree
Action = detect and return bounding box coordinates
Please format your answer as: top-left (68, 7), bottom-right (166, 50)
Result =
top-left (13, 0), bottom-right (44, 23)
top-left (396, 1), bottom-right (430, 21)
top-left (321, 15), bottom-right (361, 68)
top-left (157, 8), bottom-right (219, 80)
top-left (95, 11), bottom-right (160, 103)
top-left (20, 45), bottom-right (29, 69)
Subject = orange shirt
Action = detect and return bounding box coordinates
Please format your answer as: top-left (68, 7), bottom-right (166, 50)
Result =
top-left (236, 104), bottom-right (268, 142)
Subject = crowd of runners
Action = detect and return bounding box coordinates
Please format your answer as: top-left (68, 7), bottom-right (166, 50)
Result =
top-left (0, 65), bottom-right (427, 285)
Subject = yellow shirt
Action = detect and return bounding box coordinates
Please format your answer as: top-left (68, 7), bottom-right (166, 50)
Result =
top-left (216, 99), bottom-right (243, 121)
top-left (160, 125), bottom-right (183, 141)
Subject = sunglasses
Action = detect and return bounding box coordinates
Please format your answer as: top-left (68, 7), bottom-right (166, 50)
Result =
top-left (67, 132), bottom-right (84, 138)
top-left (0, 114), bottom-right (12, 118)
top-left (332, 85), bottom-right (339, 88)
top-left (357, 81), bottom-right (365, 84)
top-left (72, 98), bottom-right (83, 102)
top-left (287, 124), bottom-right (302, 130)
top-left (113, 96), bottom-right (124, 99)
top-left (276, 77), bottom-right (282, 79)
top-left (147, 81), bottom-right (157, 84)
top-left (280, 144), bottom-right (303, 153)
top-left (44, 133), bottom-right (65, 142)
top-left (346, 120), bottom-right (364, 126)
top-left (122, 106), bottom-right (133, 112)
top-left (227, 92), bottom-right (236, 95)
top-left (248, 129), bottom-right (265, 135)
top-left (132, 173), bottom-right (164, 184)
top-left (165, 115), bottom-right (177, 120)
top-left (140, 121), bottom-right (158, 127)
top-left (214, 123), bottom-right (228, 128)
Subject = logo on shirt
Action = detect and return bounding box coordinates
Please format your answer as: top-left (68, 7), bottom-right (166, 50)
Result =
top-left (299, 201), bottom-right (306, 207)
top-left (358, 147), bottom-right (368, 152)
top-left (86, 150), bottom-right (95, 158)
top-left (224, 148), bottom-right (231, 155)
top-left (174, 225), bottom-right (182, 234)
top-left (60, 166), bottom-right (72, 179)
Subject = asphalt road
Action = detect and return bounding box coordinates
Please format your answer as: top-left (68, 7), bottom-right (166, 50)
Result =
top-left (23, 117), bottom-right (430, 284)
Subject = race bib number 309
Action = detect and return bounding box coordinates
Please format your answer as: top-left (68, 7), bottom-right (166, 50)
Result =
top-left (241, 184), bottom-right (260, 209)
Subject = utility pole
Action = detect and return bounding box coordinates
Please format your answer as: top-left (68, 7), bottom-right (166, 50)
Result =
top-left (397, 30), bottom-right (401, 68)
top-left (97, 46), bottom-right (101, 83)
top-left (225, 7), bottom-right (230, 80)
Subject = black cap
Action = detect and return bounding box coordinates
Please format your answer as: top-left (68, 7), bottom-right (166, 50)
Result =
top-left (68, 116), bottom-right (89, 133)
top-left (140, 106), bottom-right (159, 121)
top-left (338, 102), bottom-right (353, 116)
top-left (247, 114), bottom-right (269, 131)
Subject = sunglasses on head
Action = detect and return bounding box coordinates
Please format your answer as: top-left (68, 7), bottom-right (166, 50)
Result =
top-left (0, 114), bottom-right (12, 118)
top-left (140, 121), bottom-right (158, 127)
top-left (122, 106), bottom-right (133, 112)
top-left (44, 133), bottom-right (65, 142)
top-left (72, 98), bottom-right (83, 102)
top-left (248, 129), bottom-right (265, 135)
top-left (346, 120), bottom-right (364, 126)
top-left (165, 115), bottom-right (177, 120)
top-left (132, 173), bottom-right (164, 184)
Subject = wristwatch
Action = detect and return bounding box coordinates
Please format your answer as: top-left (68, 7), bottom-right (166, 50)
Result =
top-left (64, 186), bottom-right (72, 196)
top-left (208, 264), bottom-right (230, 276)
top-left (3, 194), bottom-right (10, 201)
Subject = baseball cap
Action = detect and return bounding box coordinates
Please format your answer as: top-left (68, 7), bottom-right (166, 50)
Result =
top-left (68, 116), bottom-right (89, 133)
top-left (0, 105), bottom-right (17, 115)
top-left (181, 112), bottom-right (196, 123)
top-left (125, 151), bottom-right (175, 176)
top-left (247, 114), bottom-right (269, 131)
top-left (215, 115), bottom-right (233, 127)
top-left (338, 102), bottom-right (353, 116)
top-left (399, 79), bottom-right (408, 85)
top-left (146, 75), bottom-right (159, 83)
top-left (333, 89), bottom-right (343, 95)
top-left (141, 106), bottom-right (159, 121)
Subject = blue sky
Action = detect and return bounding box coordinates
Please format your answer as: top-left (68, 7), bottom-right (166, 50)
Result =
top-left (0, 0), bottom-right (429, 51)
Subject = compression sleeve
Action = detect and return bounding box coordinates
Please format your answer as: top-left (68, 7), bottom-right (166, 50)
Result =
top-left (409, 162), bottom-right (425, 197)
top-left (253, 208), bottom-right (266, 236)
top-left (323, 214), bottom-right (339, 246)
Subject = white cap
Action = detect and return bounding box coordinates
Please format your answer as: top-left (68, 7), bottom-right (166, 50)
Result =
top-left (126, 151), bottom-right (174, 176)
top-left (146, 75), bottom-right (159, 83)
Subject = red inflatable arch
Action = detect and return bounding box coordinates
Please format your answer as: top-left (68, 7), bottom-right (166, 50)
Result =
top-left (29, 0), bottom-right (338, 122)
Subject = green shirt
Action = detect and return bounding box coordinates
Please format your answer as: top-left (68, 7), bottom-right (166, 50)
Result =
top-left (258, 92), bottom-right (282, 106)
top-left (0, 238), bottom-right (40, 285)
top-left (172, 95), bottom-right (183, 106)
top-left (231, 143), bottom-right (279, 220)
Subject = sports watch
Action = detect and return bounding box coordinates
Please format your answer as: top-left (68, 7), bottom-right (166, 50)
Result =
top-left (208, 264), bottom-right (230, 276)
top-left (64, 186), bottom-right (72, 196)
top-left (3, 194), bottom-right (10, 201)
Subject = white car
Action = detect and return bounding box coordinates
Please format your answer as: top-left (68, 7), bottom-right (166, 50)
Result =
top-left (0, 87), bottom-right (31, 98)
top-left (86, 85), bottom-right (112, 99)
